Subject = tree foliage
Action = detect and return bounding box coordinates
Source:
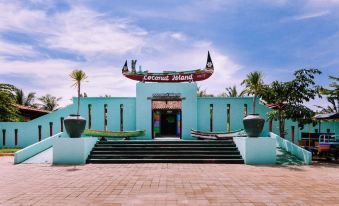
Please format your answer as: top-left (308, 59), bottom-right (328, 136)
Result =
top-left (15, 89), bottom-right (37, 107)
top-left (219, 85), bottom-right (245, 97)
top-left (261, 69), bottom-right (321, 137)
top-left (0, 83), bottom-right (18, 121)
top-left (197, 86), bottom-right (214, 97)
top-left (316, 75), bottom-right (339, 113)
top-left (70, 69), bottom-right (87, 115)
top-left (38, 94), bottom-right (61, 111)
top-left (241, 71), bottom-right (264, 114)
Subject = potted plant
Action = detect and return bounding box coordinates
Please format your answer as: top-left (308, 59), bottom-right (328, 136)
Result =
top-left (64, 69), bottom-right (87, 138)
top-left (241, 71), bottom-right (265, 137)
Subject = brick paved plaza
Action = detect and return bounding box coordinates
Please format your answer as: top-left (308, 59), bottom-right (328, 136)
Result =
top-left (0, 157), bottom-right (338, 206)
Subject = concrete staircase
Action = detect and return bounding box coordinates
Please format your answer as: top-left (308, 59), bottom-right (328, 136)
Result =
top-left (87, 140), bottom-right (244, 164)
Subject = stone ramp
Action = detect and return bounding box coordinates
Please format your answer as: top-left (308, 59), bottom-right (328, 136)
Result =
top-left (276, 147), bottom-right (304, 165)
top-left (22, 147), bottom-right (53, 164)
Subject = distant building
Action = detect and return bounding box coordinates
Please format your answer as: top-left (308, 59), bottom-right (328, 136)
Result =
top-left (16, 105), bottom-right (50, 121)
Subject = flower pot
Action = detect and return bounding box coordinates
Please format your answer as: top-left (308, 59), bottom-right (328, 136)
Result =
top-left (243, 114), bottom-right (265, 137)
top-left (64, 114), bottom-right (86, 138)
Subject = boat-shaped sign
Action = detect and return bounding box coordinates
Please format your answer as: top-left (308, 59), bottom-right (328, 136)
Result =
top-left (122, 51), bottom-right (214, 82)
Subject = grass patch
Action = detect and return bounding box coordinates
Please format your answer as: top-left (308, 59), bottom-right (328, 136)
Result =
top-left (0, 148), bottom-right (21, 153)
top-left (84, 129), bottom-right (145, 137)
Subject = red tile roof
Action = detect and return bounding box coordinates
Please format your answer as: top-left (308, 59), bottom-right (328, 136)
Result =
top-left (16, 105), bottom-right (51, 114)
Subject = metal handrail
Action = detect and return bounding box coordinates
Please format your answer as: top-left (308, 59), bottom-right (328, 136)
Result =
top-left (319, 134), bottom-right (338, 143)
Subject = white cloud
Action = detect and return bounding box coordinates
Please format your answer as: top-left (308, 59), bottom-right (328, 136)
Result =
top-left (0, 1), bottom-right (243, 106)
top-left (0, 2), bottom-right (147, 57)
top-left (45, 7), bottom-right (147, 56)
top-left (0, 1), bottom-right (46, 32)
top-left (305, 0), bottom-right (339, 8)
top-left (126, 0), bottom-right (235, 22)
top-left (170, 32), bottom-right (187, 41)
top-left (0, 41), bottom-right (37, 57)
top-left (290, 10), bottom-right (330, 21)
top-left (0, 58), bottom-right (136, 106)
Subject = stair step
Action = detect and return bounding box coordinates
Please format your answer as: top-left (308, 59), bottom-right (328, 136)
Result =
top-left (87, 140), bottom-right (244, 164)
top-left (98, 140), bottom-right (234, 144)
top-left (93, 146), bottom-right (238, 150)
top-left (91, 150), bottom-right (240, 154)
top-left (88, 154), bottom-right (242, 159)
top-left (86, 159), bottom-right (244, 164)
top-left (95, 144), bottom-right (235, 147)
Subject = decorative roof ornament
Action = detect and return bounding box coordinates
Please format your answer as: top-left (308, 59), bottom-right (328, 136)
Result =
top-left (121, 51), bottom-right (214, 83)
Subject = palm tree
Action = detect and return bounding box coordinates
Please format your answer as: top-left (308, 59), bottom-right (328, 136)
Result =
top-left (15, 89), bottom-right (36, 107)
top-left (197, 86), bottom-right (214, 97)
top-left (70, 69), bottom-right (87, 116)
top-left (315, 98), bottom-right (338, 113)
top-left (316, 75), bottom-right (339, 113)
top-left (241, 71), bottom-right (264, 114)
top-left (38, 94), bottom-right (61, 111)
top-left (220, 85), bottom-right (246, 97)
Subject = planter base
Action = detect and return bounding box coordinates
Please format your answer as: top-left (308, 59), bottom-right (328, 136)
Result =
top-left (234, 137), bottom-right (276, 165)
top-left (53, 137), bottom-right (97, 165)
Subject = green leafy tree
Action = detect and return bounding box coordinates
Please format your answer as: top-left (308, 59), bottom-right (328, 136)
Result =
top-left (241, 71), bottom-right (264, 114)
top-left (219, 85), bottom-right (245, 97)
top-left (70, 69), bottom-right (88, 115)
top-left (15, 89), bottom-right (37, 107)
top-left (261, 69), bottom-right (321, 138)
top-left (0, 83), bottom-right (19, 121)
top-left (316, 75), bottom-right (338, 113)
top-left (38, 94), bottom-right (61, 111)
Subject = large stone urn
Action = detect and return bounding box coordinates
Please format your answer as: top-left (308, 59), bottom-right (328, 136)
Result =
top-left (64, 114), bottom-right (86, 138)
top-left (243, 114), bottom-right (265, 137)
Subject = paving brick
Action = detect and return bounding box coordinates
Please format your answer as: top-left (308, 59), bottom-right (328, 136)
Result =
top-left (0, 157), bottom-right (339, 205)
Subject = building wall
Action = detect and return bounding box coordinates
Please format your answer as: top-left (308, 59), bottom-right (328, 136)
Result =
top-left (80, 97), bottom-right (136, 132)
top-left (0, 82), bottom-right (338, 148)
top-left (197, 97), bottom-right (272, 136)
top-left (0, 97), bottom-right (136, 148)
top-left (136, 82), bottom-right (197, 140)
top-left (0, 104), bottom-right (76, 148)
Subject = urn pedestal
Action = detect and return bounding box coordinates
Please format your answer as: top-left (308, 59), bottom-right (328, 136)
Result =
top-left (64, 114), bottom-right (86, 138)
top-left (243, 114), bottom-right (265, 137)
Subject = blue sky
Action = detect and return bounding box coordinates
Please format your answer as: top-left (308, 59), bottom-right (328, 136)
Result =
top-left (0, 0), bottom-right (338, 108)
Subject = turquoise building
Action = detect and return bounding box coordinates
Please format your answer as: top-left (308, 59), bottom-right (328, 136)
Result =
top-left (1, 81), bottom-right (337, 149)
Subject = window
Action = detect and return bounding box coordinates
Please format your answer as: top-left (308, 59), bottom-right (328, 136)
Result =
top-left (244, 104), bottom-right (248, 117)
top-left (291, 126), bottom-right (295, 144)
top-left (88, 104), bottom-right (92, 129)
top-left (210, 104), bottom-right (213, 132)
top-left (2, 129), bottom-right (6, 146)
top-left (104, 104), bottom-right (108, 131)
top-left (120, 104), bottom-right (124, 131)
top-left (49, 122), bottom-right (53, 136)
top-left (60, 117), bottom-right (64, 132)
top-left (14, 129), bottom-right (18, 146)
top-left (38, 125), bottom-right (42, 141)
top-left (227, 104), bottom-right (231, 132)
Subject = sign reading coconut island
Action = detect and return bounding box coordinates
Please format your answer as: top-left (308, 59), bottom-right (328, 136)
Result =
top-left (122, 51), bottom-right (214, 82)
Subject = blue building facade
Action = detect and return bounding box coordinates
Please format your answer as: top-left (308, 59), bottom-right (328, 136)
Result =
top-left (0, 82), bottom-right (338, 148)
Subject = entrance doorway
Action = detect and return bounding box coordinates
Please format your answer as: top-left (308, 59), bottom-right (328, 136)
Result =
top-left (153, 110), bottom-right (181, 138)
top-left (161, 111), bottom-right (177, 136)
top-left (152, 100), bottom-right (182, 139)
